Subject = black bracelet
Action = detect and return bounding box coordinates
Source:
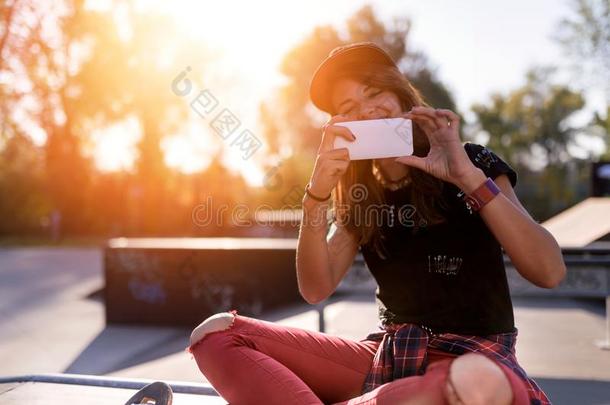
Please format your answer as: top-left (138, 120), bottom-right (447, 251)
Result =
top-left (305, 183), bottom-right (331, 202)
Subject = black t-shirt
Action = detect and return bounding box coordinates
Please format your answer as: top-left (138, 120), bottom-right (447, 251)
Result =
top-left (360, 142), bottom-right (518, 335)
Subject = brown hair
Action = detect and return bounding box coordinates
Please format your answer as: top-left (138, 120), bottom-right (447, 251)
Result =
top-left (328, 62), bottom-right (450, 259)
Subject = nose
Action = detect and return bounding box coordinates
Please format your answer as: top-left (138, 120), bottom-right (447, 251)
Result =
top-left (357, 100), bottom-right (384, 120)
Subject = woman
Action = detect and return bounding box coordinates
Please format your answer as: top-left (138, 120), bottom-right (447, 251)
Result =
top-left (187, 42), bottom-right (565, 405)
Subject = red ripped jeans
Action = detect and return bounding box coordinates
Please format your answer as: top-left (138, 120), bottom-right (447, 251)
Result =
top-left (187, 312), bottom-right (529, 405)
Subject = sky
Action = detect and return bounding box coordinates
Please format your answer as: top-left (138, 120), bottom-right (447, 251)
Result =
top-left (89, 0), bottom-right (606, 182)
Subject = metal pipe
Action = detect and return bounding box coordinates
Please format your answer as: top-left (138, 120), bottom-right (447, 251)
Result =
top-left (0, 373), bottom-right (220, 396)
top-left (316, 301), bottom-right (326, 333)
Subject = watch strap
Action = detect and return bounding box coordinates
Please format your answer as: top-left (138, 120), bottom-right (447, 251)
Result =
top-left (461, 177), bottom-right (500, 212)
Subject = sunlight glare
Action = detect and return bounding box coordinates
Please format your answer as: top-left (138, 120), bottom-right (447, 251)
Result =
top-left (91, 117), bottom-right (141, 172)
top-left (162, 122), bottom-right (220, 174)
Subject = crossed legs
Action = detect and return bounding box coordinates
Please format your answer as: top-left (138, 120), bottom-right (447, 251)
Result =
top-left (188, 312), bottom-right (525, 405)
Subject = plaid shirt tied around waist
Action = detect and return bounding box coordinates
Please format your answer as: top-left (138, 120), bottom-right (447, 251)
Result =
top-left (361, 323), bottom-right (551, 405)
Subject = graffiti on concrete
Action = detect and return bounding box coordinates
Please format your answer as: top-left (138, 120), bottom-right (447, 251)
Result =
top-left (178, 252), bottom-right (264, 316)
top-left (115, 251), bottom-right (161, 273)
top-left (127, 278), bottom-right (167, 305)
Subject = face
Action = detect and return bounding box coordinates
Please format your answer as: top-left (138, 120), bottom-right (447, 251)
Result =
top-left (330, 77), bottom-right (403, 120)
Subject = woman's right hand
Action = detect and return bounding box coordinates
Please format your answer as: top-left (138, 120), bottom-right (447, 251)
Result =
top-left (308, 115), bottom-right (356, 198)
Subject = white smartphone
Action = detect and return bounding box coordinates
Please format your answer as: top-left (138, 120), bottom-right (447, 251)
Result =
top-left (333, 117), bottom-right (413, 160)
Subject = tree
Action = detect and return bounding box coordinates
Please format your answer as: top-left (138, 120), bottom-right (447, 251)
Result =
top-left (0, 0), bottom-right (97, 234)
top-left (592, 107), bottom-right (610, 159)
top-left (1, 0), bottom-right (213, 236)
top-left (61, 1), bottom-right (214, 234)
top-left (258, 5), bottom-right (456, 205)
top-left (276, 5), bottom-right (455, 154)
top-left (471, 67), bottom-right (587, 218)
top-left (0, 133), bottom-right (49, 234)
top-left (473, 68), bottom-right (586, 168)
top-left (556, 0), bottom-right (610, 95)
top-left (555, 0), bottom-right (610, 157)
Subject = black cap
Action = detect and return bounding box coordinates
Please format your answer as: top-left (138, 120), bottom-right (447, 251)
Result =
top-left (308, 42), bottom-right (399, 114)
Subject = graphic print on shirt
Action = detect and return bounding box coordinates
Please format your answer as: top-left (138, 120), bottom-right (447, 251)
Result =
top-left (427, 254), bottom-right (463, 276)
top-left (473, 146), bottom-right (498, 168)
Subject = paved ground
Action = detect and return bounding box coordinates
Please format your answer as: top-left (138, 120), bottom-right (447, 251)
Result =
top-left (1, 247), bottom-right (610, 404)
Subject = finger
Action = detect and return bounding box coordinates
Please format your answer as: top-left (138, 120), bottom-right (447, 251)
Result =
top-left (403, 111), bottom-right (437, 128)
top-left (394, 155), bottom-right (427, 172)
top-left (317, 159), bottom-right (350, 180)
top-left (410, 107), bottom-right (444, 130)
top-left (433, 109), bottom-right (452, 128)
top-left (403, 113), bottom-right (437, 135)
top-left (319, 124), bottom-right (355, 153)
top-left (328, 124), bottom-right (356, 141)
top-left (321, 113), bottom-right (355, 137)
top-left (319, 125), bottom-right (355, 153)
top-left (413, 108), bottom-right (447, 130)
top-left (327, 159), bottom-right (350, 176)
top-left (325, 113), bottom-right (359, 137)
top-left (321, 148), bottom-right (350, 161)
top-left (320, 114), bottom-right (347, 152)
top-left (326, 114), bottom-right (354, 125)
top-left (435, 109), bottom-right (460, 127)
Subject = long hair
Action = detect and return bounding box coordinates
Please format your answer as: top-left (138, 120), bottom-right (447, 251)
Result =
top-left (327, 62), bottom-right (451, 259)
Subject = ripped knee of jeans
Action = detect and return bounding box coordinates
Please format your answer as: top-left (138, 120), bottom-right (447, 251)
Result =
top-left (186, 309), bottom-right (238, 353)
top-left (444, 353), bottom-right (513, 405)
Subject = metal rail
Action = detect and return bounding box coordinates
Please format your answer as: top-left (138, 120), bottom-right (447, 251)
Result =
top-left (0, 373), bottom-right (220, 396)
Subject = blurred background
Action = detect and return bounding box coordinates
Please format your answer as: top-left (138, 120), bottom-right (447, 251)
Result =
top-left (1, 1), bottom-right (610, 404)
top-left (0, 0), bottom-right (608, 242)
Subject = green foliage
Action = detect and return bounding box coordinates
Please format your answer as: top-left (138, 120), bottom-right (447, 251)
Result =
top-left (556, 0), bottom-right (610, 94)
top-left (555, 0), bottom-right (610, 156)
top-left (592, 107), bottom-right (610, 159)
top-left (0, 134), bottom-right (50, 234)
top-left (472, 68), bottom-right (588, 220)
top-left (1, 0), bottom-right (607, 238)
top-left (473, 68), bottom-right (586, 168)
top-left (0, 0), bottom-right (212, 236)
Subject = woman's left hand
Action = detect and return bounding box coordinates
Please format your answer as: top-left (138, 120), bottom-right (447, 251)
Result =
top-left (394, 107), bottom-right (482, 188)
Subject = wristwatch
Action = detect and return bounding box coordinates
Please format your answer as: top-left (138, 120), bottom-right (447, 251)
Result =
top-left (460, 177), bottom-right (500, 212)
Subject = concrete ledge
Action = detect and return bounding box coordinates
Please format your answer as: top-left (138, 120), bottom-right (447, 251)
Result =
top-left (104, 237), bottom-right (303, 327)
